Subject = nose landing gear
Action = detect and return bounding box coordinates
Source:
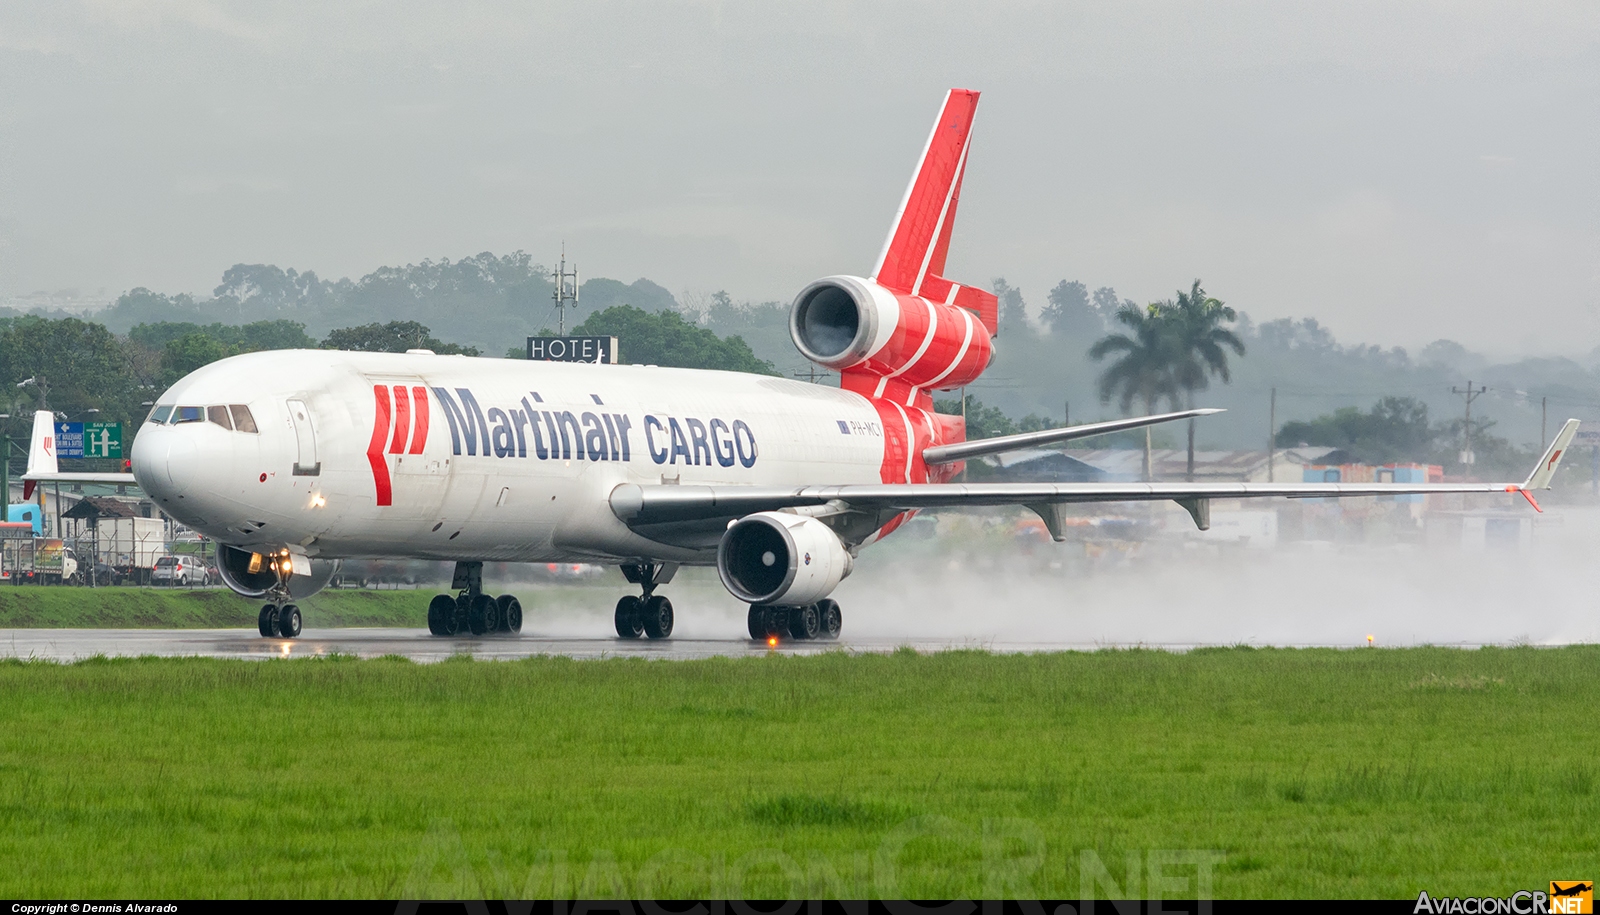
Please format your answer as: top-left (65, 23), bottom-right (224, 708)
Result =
top-left (615, 562), bottom-right (677, 640)
top-left (426, 561), bottom-right (523, 638)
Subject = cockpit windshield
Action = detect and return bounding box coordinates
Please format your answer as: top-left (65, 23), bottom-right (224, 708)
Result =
top-left (145, 403), bottom-right (258, 433)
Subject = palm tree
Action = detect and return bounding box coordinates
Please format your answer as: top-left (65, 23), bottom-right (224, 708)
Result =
top-left (1167, 280), bottom-right (1246, 481)
top-left (1089, 303), bottom-right (1181, 481)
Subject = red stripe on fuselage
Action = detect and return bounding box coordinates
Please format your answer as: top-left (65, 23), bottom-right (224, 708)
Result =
top-left (389, 385), bottom-right (411, 454)
top-left (409, 386), bottom-right (429, 454)
top-left (367, 385), bottom-right (393, 507)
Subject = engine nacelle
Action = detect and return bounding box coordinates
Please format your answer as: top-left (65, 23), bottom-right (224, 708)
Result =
top-left (790, 275), bottom-right (994, 391)
top-left (717, 512), bottom-right (853, 606)
top-left (217, 544), bottom-right (339, 600)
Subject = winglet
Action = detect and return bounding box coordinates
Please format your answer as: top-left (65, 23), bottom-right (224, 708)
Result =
top-left (1522, 418), bottom-right (1579, 490)
top-left (21, 410), bottom-right (57, 499)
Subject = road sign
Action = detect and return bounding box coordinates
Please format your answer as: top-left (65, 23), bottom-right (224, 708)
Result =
top-left (526, 335), bottom-right (618, 364)
top-left (1575, 430), bottom-right (1600, 443)
top-left (54, 422), bottom-right (123, 459)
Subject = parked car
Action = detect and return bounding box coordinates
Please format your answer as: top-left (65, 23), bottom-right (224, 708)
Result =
top-left (151, 555), bottom-right (211, 586)
top-left (89, 561), bottom-right (125, 586)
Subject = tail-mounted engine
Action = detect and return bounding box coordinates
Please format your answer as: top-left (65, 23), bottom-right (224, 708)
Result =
top-left (217, 544), bottom-right (339, 600)
top-left (791, 275), bottom-right (994, 394)
top-left (717, 512), bottom-right (854, 607)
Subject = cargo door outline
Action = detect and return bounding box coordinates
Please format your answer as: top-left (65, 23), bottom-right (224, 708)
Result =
top-left (365, 376), bottom-right (448, 520)
top-left (287, 399), bottom-right (320, 476)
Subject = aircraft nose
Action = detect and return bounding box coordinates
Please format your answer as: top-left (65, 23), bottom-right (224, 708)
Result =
top-left (130, 428), bottom-right (197, 497)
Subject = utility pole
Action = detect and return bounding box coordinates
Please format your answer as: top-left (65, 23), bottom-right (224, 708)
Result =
top-left (1541, 396), bottom-right (1548, 451)
top-left (1267, 386), bottom-right (1277, 483)
top-left (1064, 401), bottom-right (1069, 428)
top-left (791, 365), bottom-right (828, 385)
top-left (1451, 380), bottom-right (1487, 468)
top-left (550, 244), bottom-right (579, 336)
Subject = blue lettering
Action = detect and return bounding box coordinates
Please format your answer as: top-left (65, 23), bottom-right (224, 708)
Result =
top-left (612, 414), bottom-right (633, 462)
top-left (733, 419), bottom-right (757, 468)
top-left (510, 408), bottom-right (530, 457)
top-left (543, 411), bottom-right (568, 460)
top-left (581, 412), bottom-right (610, 461)
top-left (710, 419), bottom-right (736, 467)
top-left (556, 411), bottom-right (584, 460)
top-left (521, 398), bottom-right (547, 459)
top-left (686, 418), bottom-right (711, 466)
top-left (668, 418), bottom-right (692, 465)
top-left (488, 407), bottom-right (514, 458)
top-left (645, 416), bottom-right (667, 464)
top-left (431, 387), bottom-right (491, 456)
top-left (602, 414), bottom-right (620, 460)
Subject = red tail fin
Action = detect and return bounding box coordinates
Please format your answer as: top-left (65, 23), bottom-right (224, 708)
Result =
top-left (872, 89), bottom-right (979, 294)
top-left (871, 89), bottom-right (997, 333)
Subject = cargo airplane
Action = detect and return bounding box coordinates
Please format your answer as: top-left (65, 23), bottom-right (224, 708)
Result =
top-left (22, 89), bottom-right (1580, 641)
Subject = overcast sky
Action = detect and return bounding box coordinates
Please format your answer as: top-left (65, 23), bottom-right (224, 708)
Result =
top-left (2, 1), bottom-right (1597, 355)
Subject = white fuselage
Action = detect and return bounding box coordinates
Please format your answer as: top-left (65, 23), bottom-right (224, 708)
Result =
top-left (130, 350), bottom-right (891, 564)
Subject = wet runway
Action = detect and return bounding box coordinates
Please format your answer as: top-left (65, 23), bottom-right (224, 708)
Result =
top-left (0, 627), bottom-right (1122, 662)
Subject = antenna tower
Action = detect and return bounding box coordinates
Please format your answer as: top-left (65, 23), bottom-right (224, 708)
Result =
top-left (551, 244), bottom-right (579, 336)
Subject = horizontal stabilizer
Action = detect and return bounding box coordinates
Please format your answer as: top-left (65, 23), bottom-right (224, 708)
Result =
top-left (922, 408), bottom-right (1224, 465)
top-left (1523, 418), bottom-right (1579, 490)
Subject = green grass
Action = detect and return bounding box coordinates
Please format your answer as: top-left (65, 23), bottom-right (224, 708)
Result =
top-left (0, 586), bottom-right (429, 628)
top-left (0, 648), bottom-right (1595, 899)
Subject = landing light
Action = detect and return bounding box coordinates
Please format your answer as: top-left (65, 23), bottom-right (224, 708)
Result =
top-left (310, 493), bottom-right (326, 508)
top-left (767, 636), bottom-right (778, 648)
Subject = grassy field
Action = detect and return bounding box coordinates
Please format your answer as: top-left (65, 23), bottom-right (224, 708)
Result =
top-left (1, 647), bottom-right (1596, 899)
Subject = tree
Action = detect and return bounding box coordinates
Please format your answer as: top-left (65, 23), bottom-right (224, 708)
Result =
top-left (1041, 280), bottom-right (1104, 339)
top-left (991, 278), bottom-right (1032, 339)
top-left (1165, 280), bottom-right (1246, 481)
top-left (321, 321), bottom-right (479, 356)
top-left (569, 305), bottom-right (777, 374)
top-left (161, 333), bottom-right (231, 386)
top-left (1277, 397), bottom-right (1433, 464)
top-left (1089, 303), bottom-right (1181, 480)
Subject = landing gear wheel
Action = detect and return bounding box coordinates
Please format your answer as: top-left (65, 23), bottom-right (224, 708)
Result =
top-left (258, 604), bottom-right (279, 638)
top-left (788, 604), bottom-right (821, 640)
top-left (427, 594), bottom-right (458, 636)
top-left (642, 595), bottom-right (674, 639)
top-left (497, 595), bottom-right (522, 633)
top-left (467, 594), bottom-right (497, 635)
top-left (614, 596), bottom-right (644, 639)
top-left (818, 599), bottom-right (842, 641)
top-left (749, 605), bottom-right (781, 642)
top-left (277, 604), bottom-right (302, 639)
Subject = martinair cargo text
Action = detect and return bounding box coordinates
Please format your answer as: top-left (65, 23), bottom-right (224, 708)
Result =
top-left (22, 90), bottom-right (1580, 642)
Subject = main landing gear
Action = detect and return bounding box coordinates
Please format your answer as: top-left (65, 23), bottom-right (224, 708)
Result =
top-left (615, 561), bottom-right (678, 640)
top-left (749, 599), bottom-right (843, 643)
top-left (427, 561), bottom-right (523, 638)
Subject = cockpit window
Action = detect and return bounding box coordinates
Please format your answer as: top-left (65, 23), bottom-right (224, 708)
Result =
top-left (207, 405), bottom-right (232, 429)
top-left (229, 404), bottom-right (258, 433)
top-left (174, 406), bottom-right (204, 424)
top-left (150, 405), bottom-right (173, 424)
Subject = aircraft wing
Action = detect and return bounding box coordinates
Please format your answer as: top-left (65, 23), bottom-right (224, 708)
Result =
top-left (611, 419), bottom-right (1580, 545)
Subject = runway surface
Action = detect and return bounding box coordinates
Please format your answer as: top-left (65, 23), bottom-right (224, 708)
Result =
top-left (0, 627), bottom-right (1131, 662)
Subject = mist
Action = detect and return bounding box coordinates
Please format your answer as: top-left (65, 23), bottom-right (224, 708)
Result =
top-left (508, 503), bottom-right (1600, 649)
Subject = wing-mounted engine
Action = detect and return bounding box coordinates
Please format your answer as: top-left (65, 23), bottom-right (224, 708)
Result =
top-left (217, 544), bottom-right (339, 600)
top-left (717, 512), bottom-right (854, 607)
